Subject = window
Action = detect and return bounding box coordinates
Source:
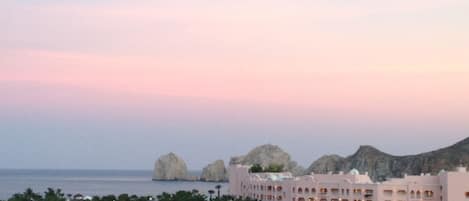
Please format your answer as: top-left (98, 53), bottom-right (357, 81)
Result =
top-left (353, 189), bottom-right (362, 195)
top-left (397, 190), bottom-right (406, 195)
top-left (331, 188), bottom-right (339, 195)
top-left (425, 190), bottom-right (434, 198)
top-left (465, 192), bottom-right (469, 198)
top-left (319, 188), bottom-right (327, 194)
top-left (276, 186), bottom-right (283, 192)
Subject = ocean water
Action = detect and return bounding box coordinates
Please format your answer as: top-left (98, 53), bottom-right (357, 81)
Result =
top-left (0, 169), bottom-right (227, 200)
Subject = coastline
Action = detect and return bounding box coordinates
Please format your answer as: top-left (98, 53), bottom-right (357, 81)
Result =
top-left (0, 169), bottom-right (228, 200)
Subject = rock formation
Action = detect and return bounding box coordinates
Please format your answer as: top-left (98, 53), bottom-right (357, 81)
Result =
top-left (307, 154), bottom-right (344, 173)
top-left (306, 137), bottom-right (469, 181)
top-left (200, 160), bottom-right (227, 182)
top-left (230, 144), bottom-right (305, 176)
top-left (153, 152), bottom-right (188, 180)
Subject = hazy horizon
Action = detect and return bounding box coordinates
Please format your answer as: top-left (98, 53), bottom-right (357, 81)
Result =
top-left (1, 0), bottom-right (468, 170)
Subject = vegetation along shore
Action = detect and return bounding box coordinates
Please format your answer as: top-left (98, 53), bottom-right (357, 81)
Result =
top-left (1, 187), bottom-right (255, 201)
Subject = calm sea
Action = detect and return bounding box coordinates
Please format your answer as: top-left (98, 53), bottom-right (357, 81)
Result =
top-left (0, 169), bottom-right (227, 200)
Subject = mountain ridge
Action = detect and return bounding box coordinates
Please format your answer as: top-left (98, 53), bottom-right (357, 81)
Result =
top-left (306, 137), bottom-right (469, 181)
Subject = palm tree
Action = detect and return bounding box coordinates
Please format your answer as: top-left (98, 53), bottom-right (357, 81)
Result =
top-left (215, 185), bottom-right (222, 199)
top-left (23, 188), bottom-right (42, 201)
top-left (208, 190), bottom-right (215, 201)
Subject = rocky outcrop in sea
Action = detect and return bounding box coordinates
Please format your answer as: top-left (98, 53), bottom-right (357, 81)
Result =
top-left (153, 152), bottom-right (188, 180)
top-left (200, 160), bottom-right (227, 182)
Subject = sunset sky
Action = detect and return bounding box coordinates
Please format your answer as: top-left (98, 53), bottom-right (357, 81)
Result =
top-left (1, 0), bottom-right (469, 170)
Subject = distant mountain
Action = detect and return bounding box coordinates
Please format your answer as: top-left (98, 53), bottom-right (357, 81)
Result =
top-left (306, 137), bottom-right (469, 181)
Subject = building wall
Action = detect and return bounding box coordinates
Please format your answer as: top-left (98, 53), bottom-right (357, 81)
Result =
top-left (228, 165), bottom-right (469, 201)
top-left (441, 167), bottom-right (469, 201)
top-left (228, 165), bottom-right (250, 197)
top-left (378, 174), bottom-right (441, 201)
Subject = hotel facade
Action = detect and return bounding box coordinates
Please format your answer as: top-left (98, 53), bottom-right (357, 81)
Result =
top-left (228, 165), bottom-right (469, 201)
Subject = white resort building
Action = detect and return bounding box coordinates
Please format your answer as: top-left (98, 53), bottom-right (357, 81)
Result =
top-left (228, 165), bottom-right (469, 201)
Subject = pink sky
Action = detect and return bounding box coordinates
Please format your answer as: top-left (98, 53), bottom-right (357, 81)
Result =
top-left (1, 0), bottom-right (469, 169)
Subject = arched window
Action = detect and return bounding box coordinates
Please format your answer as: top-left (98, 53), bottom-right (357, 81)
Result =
top-left (416, 191), bottom-right (421, 199)
top-left (298, 188), bottom-right (303, 194)
top-left (410, 190), bottom-right (415, 198)
top-left (304, 188), bottom-right (309, 194)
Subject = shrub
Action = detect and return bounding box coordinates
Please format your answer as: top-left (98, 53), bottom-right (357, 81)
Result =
top-left (249, 164), bottom-right (263, 173)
